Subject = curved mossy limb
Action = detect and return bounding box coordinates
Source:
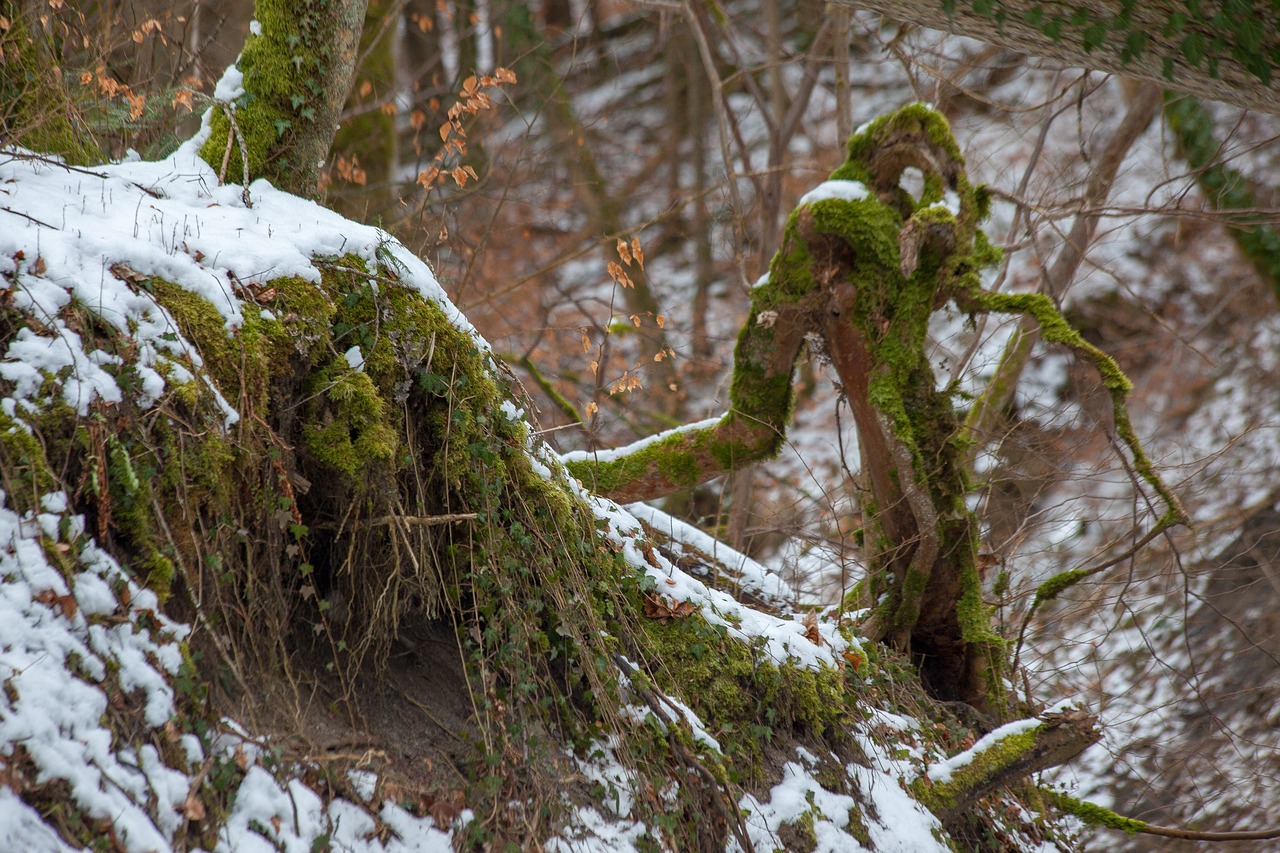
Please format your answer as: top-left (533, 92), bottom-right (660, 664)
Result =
top-left (1043, 790), bottom-right (1147, 834)
top-left (198, 0), bottom-right (367, 196)
top-left (569, 103), bottom-right (1179, 720)
top-left (956, 288), bottom-right (1187, 529)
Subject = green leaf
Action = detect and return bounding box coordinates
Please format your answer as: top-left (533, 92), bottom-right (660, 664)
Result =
top-left (971, 0), bottom-right (997, 15)
top-left (1044, 16), bottom-right (1065, 42)
top-left (1082, 21), bottom-right (1108, 53)
top-left (1120, 31), bottom-right (1148, 64)
top-left (1162, 56), bottom-right (1176, 80)
top-left (1181, 32), bottom-right (1206, 66)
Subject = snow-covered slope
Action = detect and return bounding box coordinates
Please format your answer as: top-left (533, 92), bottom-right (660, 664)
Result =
top-left (0, 131), bottom-right (1065, 850)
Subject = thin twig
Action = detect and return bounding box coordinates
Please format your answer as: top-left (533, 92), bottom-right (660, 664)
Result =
top-left (364, 513), bottom-right (477, 528)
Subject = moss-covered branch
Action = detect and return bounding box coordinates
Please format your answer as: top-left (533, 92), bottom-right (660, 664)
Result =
top-left (957, 289), bottom-right (1187, 529)
top-left (1046, 791), bottom-right (1280, 842)
top-left (914, 707), bottom-right (1102, 827)
top-left (828, 0), bottom-right (1280, 117)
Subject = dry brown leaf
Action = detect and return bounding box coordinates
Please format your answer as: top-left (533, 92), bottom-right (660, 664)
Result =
top-left (616, 238), bottom-right (632, 265)
top-left (429, 789), bottom-right (465, 827)
top-left (643, 593), bottom-right (695, 623)
top-left (640, 542), bottom-right (661, 569)
top-left (35, 588), bottom-right (78, 620)
top-left (631, 236), bottom-right (644, 268)
top-left (182, 794), bottom-right (206, 822)
top-left (802, 610), bottom-right (824, 646)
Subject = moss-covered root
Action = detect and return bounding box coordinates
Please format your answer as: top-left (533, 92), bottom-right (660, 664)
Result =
top-left (913, 706), bottom-right (1101, 828)
top-left (198, 0), bottom-right (366, 196)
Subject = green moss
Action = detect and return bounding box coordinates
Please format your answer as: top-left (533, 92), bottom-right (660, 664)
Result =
top-left (197, 0), bottom-right (357, 191)
top-left (0, 13), bottom-right (103, 165)
top-left (0, 410), bottom-right (63, 512)
top-left (1033, 568), bottom-right (1090, 608)
top-left (846, 803), bottom-right (871, 845)
top-left (913, 725), bottom-right (1044, 814)
top-left (303, 362), bottom-right (398, 477)
top-left (1044, 790), bottom-right (1147, 834)
top-left (638, 604), bottom-right (853, 782)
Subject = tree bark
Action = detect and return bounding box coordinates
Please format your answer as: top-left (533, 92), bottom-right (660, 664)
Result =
top-left (199, 0), bottom-right (369, 197)
top-left (837, 0), bottom-right (1280, 116)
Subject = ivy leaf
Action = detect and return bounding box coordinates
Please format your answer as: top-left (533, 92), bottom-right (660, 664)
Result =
top-left (1181, 32), bottom-right (1206, 67)
top-left (1120, 31), bottom-right (1148, 64)
top-left (1082, 22), bottom-right (1108, 54)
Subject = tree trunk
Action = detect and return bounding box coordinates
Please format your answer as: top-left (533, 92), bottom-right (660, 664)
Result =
top-left (199, 0), bottom-right (369, 197)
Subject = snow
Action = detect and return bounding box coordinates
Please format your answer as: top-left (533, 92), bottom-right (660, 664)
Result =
top-left (625, 502), bottom-right (794, 605)
top-left (559, 416), bottom-right (720, 465)
top-left (739, 759), bottom-right (862, 852)
top-left (927, 717), bottom-right (1043, 785)
top-left (798, 179), bottom-right (871, 206)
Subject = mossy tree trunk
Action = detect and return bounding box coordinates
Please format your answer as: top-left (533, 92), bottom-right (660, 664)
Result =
top-left (0, 6), bottom-right (104, 165)
top-left (198, 0), bottom-right (368, 197)
top-left (566, 104), bottom-right (1184, 718)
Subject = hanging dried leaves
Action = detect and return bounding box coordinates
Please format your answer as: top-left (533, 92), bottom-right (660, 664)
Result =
top-left (414, 68), bottom-right (517, 191)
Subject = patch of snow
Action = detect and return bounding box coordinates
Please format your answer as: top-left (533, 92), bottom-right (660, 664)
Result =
top-left (559, 417), bottom-right (721, 466)
top-left (928, 717), bottom-right (1043, 784)
top-left (798, 180), bottom-right (870, 206)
